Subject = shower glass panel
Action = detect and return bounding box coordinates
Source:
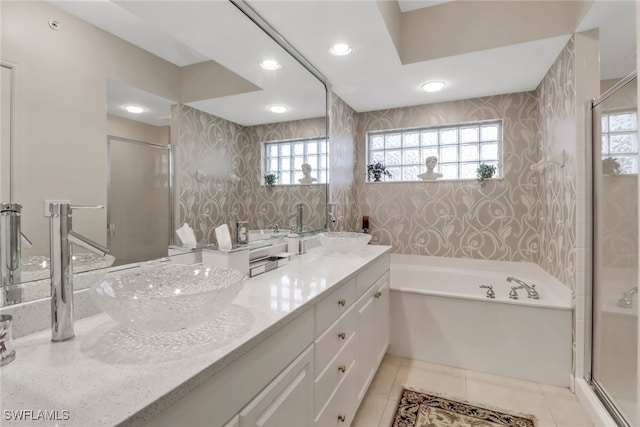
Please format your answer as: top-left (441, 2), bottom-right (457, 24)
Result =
top-left (591, 73), bottom-right (638, 427)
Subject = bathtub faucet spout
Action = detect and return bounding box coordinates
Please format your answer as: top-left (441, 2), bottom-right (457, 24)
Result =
top-left (506, 276), bottom-right (539, 299)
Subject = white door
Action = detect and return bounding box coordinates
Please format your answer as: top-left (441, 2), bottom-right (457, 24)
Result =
top-left (107, 137), bottom-right (171, 265)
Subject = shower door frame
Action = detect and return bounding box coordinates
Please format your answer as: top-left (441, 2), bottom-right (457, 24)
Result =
top-left (587, 70), bottom-right (637, 427)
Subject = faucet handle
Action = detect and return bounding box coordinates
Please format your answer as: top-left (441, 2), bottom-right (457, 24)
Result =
top-left (509, 286), bottom-right (520, 299)
top-left (479, 285), bottom-right (495, 298)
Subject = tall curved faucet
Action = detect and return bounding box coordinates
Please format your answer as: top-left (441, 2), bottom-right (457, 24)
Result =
top-left (507, 276), bottom-right (539, 299)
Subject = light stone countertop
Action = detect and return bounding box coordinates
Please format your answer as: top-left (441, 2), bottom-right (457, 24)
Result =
top-left (0, 245), bottom-right (391, 427)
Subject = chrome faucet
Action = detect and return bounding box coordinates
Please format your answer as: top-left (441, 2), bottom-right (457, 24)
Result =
top-left (49, 203), bottom-right (108, 342)
top-left (0, 203), bottom-right (31, 305)
top-left (326, 203), bottom-right (336, 229)
top-left (618, 286), bottom-right (638, 308)
top-left (506, 276), bottom-right (539, 299)
top-left (288, 203), bottom-right (303, 234)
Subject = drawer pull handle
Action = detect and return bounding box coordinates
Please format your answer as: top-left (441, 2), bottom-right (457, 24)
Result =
top-left (374, 291), bottom-right (382, 299)
top-left (338, 298), bottom-right (346, 306)
top-left (338, 365), bottom-right (346, 373)
top-left (338, 332), bottom-right (346, 340)
top-left (338, 415), bottom-right (346, 423)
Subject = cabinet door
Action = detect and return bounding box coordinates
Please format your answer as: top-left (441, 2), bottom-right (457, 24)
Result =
top-left (356, 272), bottom-right (390, 401)
top-left (373, 274), bottom-right (390, 366)
top-left (240, 346), bottom-right (314, 427)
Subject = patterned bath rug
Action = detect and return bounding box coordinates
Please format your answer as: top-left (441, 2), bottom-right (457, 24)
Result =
top-left (392, 388), bottom-right (536, 427)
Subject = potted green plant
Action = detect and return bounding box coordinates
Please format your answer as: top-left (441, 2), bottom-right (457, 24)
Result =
top-left (602, 157), bottom-right (622, 176)
top-left (476, 163), bottom-right (496, 187)
top-left (263, 173), bottom-right (277, 187)
top-left (367, 161), bottom-right (392, 182)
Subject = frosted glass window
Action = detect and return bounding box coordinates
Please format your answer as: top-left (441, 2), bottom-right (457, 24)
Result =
top-left (441, 129), bottom-right (458, 145)
top-left (263, 137), bottom-right (328, 185)
top-left (371, 135), bottom-right (384, 150)
top-left (385, 150), bottom-right (402, 165)
top-left (460, 144), bottom-right (479, 161)
top-left (386, 133), bottom-right (402, 149)
top-left (421, 131), bottom-right (438, 146)
top-left (367, 120), bottom-right (502, 182)
top-left (602, 111), bottom-right (638, 174)
top-left (460, 127), bottom-right (479, 143)
top-left (440, 146), bottom-right (458, 163)
top-left (403, 148), bottom-right (421, 165)
top-left (404, 132), bottom-right (420, 147)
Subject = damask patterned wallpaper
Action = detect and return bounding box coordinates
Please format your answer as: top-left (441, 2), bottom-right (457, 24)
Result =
top-left (329, 94), bottom-right (358, 232)
top-left (535, 37), bottom-right (577, 292)
top-left (172, 104), bottom-right (327, 244)
top-left (351, 93), bottom-right (541, 262)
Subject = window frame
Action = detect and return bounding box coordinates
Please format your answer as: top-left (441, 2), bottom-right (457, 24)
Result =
top-left (365, 119), bottom-right (504, 183)
top-left (261, 136), bottom-right (328, 186)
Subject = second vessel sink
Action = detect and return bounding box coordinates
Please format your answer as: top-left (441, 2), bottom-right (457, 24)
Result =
top-left (317, 232), bottom-right (372, 254)
top-left (21, 253), bottom-right (116, 282)
top-left (91, 264), bottom-right (247, 332)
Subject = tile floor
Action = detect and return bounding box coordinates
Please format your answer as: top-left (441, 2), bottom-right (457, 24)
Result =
top-left (352, 354), bottom-right (595, 427)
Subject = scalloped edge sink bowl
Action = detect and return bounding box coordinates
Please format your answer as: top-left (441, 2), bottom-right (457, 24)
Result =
top-left (91, 264), bottom-right (247, 332)
top-left (317, 232), bottom-right (372, 254)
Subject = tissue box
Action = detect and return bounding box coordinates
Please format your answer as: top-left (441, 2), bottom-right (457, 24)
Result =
top-left (202, 247), bottom-right (249, 275)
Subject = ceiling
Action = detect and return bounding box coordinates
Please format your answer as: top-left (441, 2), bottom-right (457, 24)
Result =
top-left (49, 0), bottom-right (636, 127)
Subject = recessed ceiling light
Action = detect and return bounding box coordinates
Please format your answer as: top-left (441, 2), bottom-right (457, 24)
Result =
top-left (422, 81), bottom-right (446, 92)
top-left (329, 43), bottom-right (353, 56)
top-left (260, 59), bottom-right (281, 70)
top-left (268, 105), bottom-right (288, 114)
top-left (124, 105), bottom-right (145, 114)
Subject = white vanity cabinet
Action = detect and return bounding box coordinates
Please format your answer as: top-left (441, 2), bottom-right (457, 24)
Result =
top-left (136, 251), bottom-right (390, 427)
top-left (313, 255), bottom-right (390, 426)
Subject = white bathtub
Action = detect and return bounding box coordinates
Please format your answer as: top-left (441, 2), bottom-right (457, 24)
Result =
top-left (388, 254), bottom-right (573, 387)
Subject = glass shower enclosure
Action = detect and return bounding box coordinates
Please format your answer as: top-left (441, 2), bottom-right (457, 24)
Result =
top-left (591, 71), bottom-right (638, 427)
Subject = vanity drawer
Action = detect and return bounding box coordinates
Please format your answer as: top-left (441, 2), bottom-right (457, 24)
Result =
top-left (355, 253), bottom-right (390, 297)
top-left (314, 331), bottom-right (356, 415)
top-left (314, 304), bottom-right (357, 373)
top-left (314, 359), bottom-right (358, 427)
top-left (315, 278), bottom-right (356, 337)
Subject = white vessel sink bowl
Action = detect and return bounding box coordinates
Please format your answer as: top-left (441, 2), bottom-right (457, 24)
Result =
top-left (91, 264), bottom-right (247, 332)
top-left (317, 232), bottom-right (372, 254)
top-left (21, 253), bottom-right (116, 282)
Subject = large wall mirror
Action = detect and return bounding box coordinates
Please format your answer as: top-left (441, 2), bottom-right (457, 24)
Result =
top-left (0, 0), bottom-right (328, 306)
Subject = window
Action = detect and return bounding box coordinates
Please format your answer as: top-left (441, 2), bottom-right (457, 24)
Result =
top-left (263, 137), bottom-right (328, 185)
top-left (367, 120), bottom-right (502, 182)
top-left (601, 111), bottom-right (638, 174)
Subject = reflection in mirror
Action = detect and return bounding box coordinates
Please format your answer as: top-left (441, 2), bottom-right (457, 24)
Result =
top-left (1, 0), bottom-right (327, 306)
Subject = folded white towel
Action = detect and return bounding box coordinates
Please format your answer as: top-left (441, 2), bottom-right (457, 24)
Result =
top-left (215, 224), bottom-right (233, 251)
top-left (176, 223), bottom-right (197, 248)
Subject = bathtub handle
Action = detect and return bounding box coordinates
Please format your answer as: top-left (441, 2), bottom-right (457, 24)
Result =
top-left (479, 285), bottom-right (495, 299)
top-left (509, 286), bottom-right (520, 299)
